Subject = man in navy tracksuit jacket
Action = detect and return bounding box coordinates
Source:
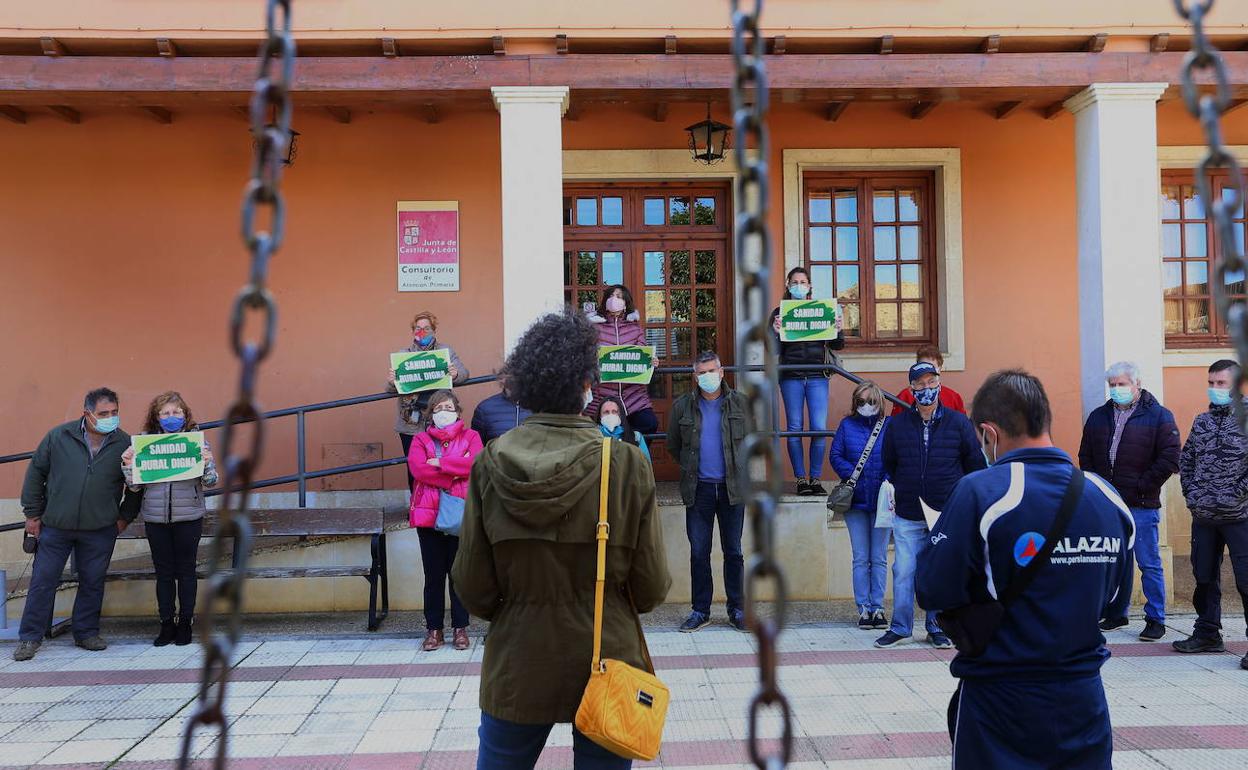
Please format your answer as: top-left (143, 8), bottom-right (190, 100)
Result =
top-left (919, 370), bottom-right (1135, 769)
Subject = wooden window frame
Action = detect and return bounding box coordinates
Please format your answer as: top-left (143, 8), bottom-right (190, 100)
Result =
top-left (1161, 169), bottom-right (1248, 348)
top-left (802, 170), bottom-right (938, 349)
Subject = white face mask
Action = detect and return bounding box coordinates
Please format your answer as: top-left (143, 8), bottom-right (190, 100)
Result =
top-left (857, 403), bottom-right (879, 418)
top-left (600, 414), bottom-right (622, 431)
top-left (431, 411), bottom-right (458, 429)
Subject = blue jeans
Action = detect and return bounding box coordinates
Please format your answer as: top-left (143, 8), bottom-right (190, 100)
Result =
top-left (844, 508), bottom-right (890, 613)
top-left (687, 481), bottom-right (745, 616)
top-left (890, 517), bottom-right (940, 637)
top-left (477, 712), bottom-right (632, 769)
top-left (19, 524), bottom-right (118, 642)
top-left (1131, 507), bottom-right (1165, 623)
top-left (779, 376), bottom-right (829, 479)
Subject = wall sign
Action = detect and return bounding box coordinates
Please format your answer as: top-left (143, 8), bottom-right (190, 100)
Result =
top-left (397, 201), bottom-right (460, 292)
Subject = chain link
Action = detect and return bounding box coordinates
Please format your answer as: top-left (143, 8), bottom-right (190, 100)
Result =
top-left (730, 2), bottom-right (792, 767)
top-left (1175, 0), bottom-right (1248, 428)
top-left (178, 1), bottom-right (294, 767)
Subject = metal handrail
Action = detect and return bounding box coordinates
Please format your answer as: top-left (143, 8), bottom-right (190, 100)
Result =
top-left (1, 362), bottom-right (913, 532)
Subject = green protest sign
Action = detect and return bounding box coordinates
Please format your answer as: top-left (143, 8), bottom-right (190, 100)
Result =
top-left (779, 299), bottom-right (839, 342)
top-left (598, 345), bottom-right (656, 385)
top-left (391, 348), bottom-right (452, 394)
top-left (131, 432), bottom-right (205, 485)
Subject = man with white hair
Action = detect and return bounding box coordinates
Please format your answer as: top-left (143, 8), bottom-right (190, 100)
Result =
top-left (1078, 361), bottom-right (1180, 641)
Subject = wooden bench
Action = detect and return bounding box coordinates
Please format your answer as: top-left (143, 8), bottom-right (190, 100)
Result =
top-left (57, 508), bottom-right (390, 632)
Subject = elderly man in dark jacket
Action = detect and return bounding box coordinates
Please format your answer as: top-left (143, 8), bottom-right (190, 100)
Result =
top-left (879, 362), bottom-right (986, 650)
top-left (1172, 359), bottom-right (1248, 667)
top-left (15, 388), bottom-right (138, 662)
top-left (1078, 361), bottom-right (1180, 641)
top-left (470, 389), bottom-right (532, 445)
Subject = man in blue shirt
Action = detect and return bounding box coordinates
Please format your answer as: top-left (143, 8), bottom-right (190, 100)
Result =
top-left (918, 369), bottom-right (1135, 769)
top-left (879, 362), bottom-right (985, 649)
top-left (665, 351), bottom-right (750, 633)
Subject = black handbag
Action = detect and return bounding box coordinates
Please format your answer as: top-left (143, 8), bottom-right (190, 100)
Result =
top-left (935, 467), bottom-right (1085, 657)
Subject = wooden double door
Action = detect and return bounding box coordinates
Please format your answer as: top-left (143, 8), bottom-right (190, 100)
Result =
top-left (563, 182), bottom-right (734, 479)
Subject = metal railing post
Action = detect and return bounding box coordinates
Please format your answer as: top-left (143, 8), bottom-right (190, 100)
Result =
top-left (0, 569), bottom-right (7, 629)
top-left (296, 409), bottom-right (307, 508)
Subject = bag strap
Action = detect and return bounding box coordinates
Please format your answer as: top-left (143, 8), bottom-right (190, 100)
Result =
top-left (846, 417), bottom-right (886, 487)
top-left (589, 437), bottom-right (612, 673)
top-left (999, 467), bottom-right (1085, 606)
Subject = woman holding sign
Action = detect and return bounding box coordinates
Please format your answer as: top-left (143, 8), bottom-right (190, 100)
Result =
top-left (121, 391), bottom-right (217, 647)
top-left (407, 390), bottom-right (482, 652)
top-left (587, 285), bottom-right (658, 436)
top-left (771, 267), bottom-right (845, 496)
top-left (387, 311), bottom-right (470, 493)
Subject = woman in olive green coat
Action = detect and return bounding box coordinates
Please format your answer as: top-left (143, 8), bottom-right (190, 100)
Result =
top-left (453, 309), bottom-right (671, 769)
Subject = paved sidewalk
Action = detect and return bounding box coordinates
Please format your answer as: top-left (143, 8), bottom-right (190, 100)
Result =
top-left (0, 614), bottom-right (1246, 769)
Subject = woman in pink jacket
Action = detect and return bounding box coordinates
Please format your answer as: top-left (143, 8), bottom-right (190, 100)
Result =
top-left (586, 284), bottom-right (658, 435)
top-left (407, 389), bottom-right (483, 651)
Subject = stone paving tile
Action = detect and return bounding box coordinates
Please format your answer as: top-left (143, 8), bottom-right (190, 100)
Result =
top-left (0, 719), bottom-right (92, 743)
top-left (35, 737), bottom-right (134, 765)
top-left (352, 728), bottom-right (436, 754)
top-left (0, 741), bottom-right (62, 766)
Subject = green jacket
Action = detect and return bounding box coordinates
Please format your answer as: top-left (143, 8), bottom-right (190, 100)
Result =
top-left (452, 413), bottom-right (671, 724)
top-left (22, 420), bottom-right (138, 530)
top-left (665, 386), bottom-right (751, 506)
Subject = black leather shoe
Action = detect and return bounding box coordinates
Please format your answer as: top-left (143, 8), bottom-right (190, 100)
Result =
top-left (1139, 620), bottom-right (1166, 642)
top-left (1173, 635), bottom-right (1225, 653)
top-left (807, 479), bottom-right (827, 496)
top-left (1099, 617), bottom-right (1129, 632)
top-left (154, 620), bottom-right (177, 647)
top-left (174, 617), bottom-right (193, 647)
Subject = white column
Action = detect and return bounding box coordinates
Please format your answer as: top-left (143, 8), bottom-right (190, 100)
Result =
top-left (492, 86), bottom-right (570, 353)
top-left (1066, 83), bottom-right (1168, 416)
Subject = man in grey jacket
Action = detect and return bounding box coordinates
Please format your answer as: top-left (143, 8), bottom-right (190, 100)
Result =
top-left (1173, 360), bottom-right (1248, 669)
top-left (14, 387), bottom-right (137, 661)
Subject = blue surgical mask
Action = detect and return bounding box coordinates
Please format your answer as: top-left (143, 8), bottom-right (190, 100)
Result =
top-left (158, 415), bottom-right (186, 433)
top-left (697, 372), bottom-right (722, 394)
top-left (1209, 387), bottom-right (1234, 406)
top-left (789, 283), bottom-right (810, 299)
top-left (912, 386), bottom-right (940, 407)
top-left (1108, 386), bottom-right (1134, 406)
top-left (92, 415), bottom-right (120, 434)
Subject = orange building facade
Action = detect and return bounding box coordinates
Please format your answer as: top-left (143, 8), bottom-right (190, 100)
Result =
top-left (3, 1), bottom-right (1248, 610)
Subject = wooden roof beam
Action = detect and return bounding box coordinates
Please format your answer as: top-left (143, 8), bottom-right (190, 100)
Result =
top-left (421, 103), bottom-right (439, 123)
top-left (492, 36), bottom-right (505, 56)
top-left (910, 101), bottom-right (937, 120)
top-left (826, 101), bottom-right (849, 122)
top-left (879, 35), bottom-right (894, 55)
top-left (772, 35), bottom-right (786, 55)
top-left (48, 105), bottom-right (80, 123)
top-left (564, 102), bottom-right (580, 121)
top-left (1042, 101), bottom-right (1066, 119)
top-left (381, 38), bottom-right (398, 57)
top-left (1150, 33), bottom-right (1170, 53)
top-left (325, 105), bottom-right (351, 124)
top-left (555, 34), bottom-right (568, 55)
top-left (232, 105), bottom-right (250, 122)
top-left (1228, 99), bottom-right (1248, 115)
top-left (994, 100), bottom-right (1023, 119)
top-left (142, 105), bottom-right (172, 124)
top-left (1087, 33), bottom-right (1108, 53)
top-left (653, 102), bottom-right (668, 122)
top-left (156, 38), bottom-right (177, 57)
top-left (982, 35), bottom-right (1001, 55)
top-left (665, 35), bottom-right (677, 55)
top-left (0, 105), bottom-right (26, 123)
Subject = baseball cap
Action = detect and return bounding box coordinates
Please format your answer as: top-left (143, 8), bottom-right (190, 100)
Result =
top-left (908, 361), bottom-right (939, 383)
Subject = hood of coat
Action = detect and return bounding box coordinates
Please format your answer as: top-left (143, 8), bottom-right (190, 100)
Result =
top-left (476, 413), bottom-right (606, 529)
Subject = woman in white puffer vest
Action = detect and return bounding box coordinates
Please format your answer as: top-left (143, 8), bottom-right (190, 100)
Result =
top-left (122, 391), bottom-right (217, 647)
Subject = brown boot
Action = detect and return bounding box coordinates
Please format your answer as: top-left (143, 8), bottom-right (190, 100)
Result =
top-left (421, 629), bottom-right (444, 651)
top-left (452, 628), bottom-right (469, 651)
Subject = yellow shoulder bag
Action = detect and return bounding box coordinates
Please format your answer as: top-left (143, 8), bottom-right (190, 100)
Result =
top-left (574, 438), bottom-right (670, 760)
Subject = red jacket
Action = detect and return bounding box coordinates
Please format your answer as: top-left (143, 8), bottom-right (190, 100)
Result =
top-left (890, 385), bottom-right (966, 417)
top-left (587, 311), bottom-right (654, 418)
top-left (407, 420), bottom-right (483, 528)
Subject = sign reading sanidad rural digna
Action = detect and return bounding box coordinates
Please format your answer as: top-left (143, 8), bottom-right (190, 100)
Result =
top-left (131, 432), bottom-right (205, 485)
top-left (598, 345), bottom-right (657, 385)
top-left (397, 200), bottom-right (460, 292)
top-left (779, 299), bottom-right (839, 342)
top-left (391, 349), bottom-right (453, 394)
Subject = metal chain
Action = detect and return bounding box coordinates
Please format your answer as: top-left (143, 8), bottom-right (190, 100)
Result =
top-left (178, 1), bottom-right (295, 767)
top-left (730, 2), bottom-right (792, 768)
top-left (1175, 0), bottom-right (1248, 428)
